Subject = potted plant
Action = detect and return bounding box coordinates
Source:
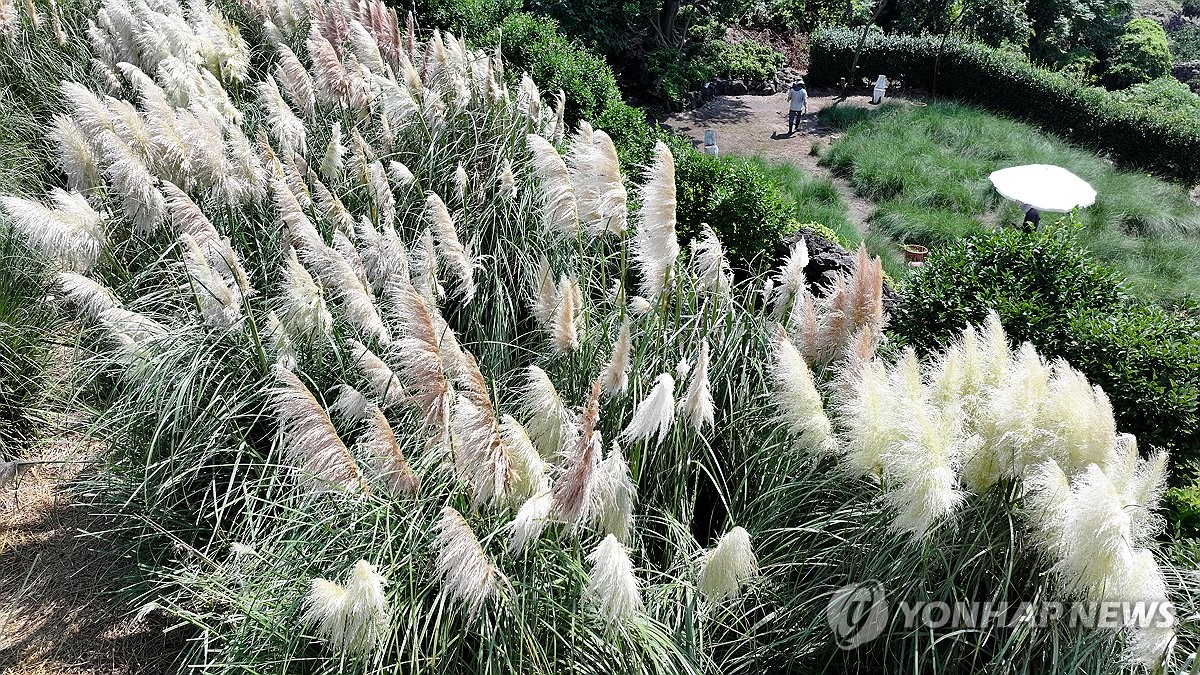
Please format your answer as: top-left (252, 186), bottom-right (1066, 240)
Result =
top-left (903, 243), bottom-right (928, 265)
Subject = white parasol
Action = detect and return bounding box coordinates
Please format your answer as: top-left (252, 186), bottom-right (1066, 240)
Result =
top-left (987, 164), bottom-right (1097, 213)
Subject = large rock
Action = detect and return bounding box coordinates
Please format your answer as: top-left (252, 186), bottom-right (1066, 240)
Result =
top-left (727, 79), bottom-right (749, 96)
top-left (779, 228), bottom-right (901, 314)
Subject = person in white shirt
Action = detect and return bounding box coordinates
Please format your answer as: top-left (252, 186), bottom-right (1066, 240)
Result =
top-left (787, 80), bottom-right (808, 135)
top-left (872, 74), bottom-right (889, 104)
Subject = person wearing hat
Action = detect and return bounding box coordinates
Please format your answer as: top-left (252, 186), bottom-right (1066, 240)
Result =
top-left (787, 79), bottom-right (808, 135)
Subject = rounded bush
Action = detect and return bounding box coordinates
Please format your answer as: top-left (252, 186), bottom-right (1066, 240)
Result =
top-left (1104, 18), bottom-right (1173, 89)
top-left (891, 225), bottom-right (1200, 458)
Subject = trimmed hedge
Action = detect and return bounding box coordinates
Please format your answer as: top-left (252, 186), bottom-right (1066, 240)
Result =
top-left (809, 28), bottom-right (1200, 185)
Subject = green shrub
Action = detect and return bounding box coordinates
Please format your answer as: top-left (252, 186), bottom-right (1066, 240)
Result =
top-left (675, 152), bottom-right (798, 270)
top-left (482, 13), bottom-right (624, 124)
top-left (646, 44), bottom-right (717, 106)
top-left (1105, 18), bottom-right (1173, 88)
top-left (1111, 77), bottom-right (1200, 124)
top-left (713, 39), bottom-right (786, 83)
top-left (1169, 23), bottom-right (1200, 61)
top-left (413, 0), bottom-right (520, 38)
top-left (890, 226), bottom-right (1200, 459)
top-left (808, 27), bottom-right (1200, 184)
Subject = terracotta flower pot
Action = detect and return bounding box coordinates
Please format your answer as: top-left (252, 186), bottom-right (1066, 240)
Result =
top-left (903, 243), bottom-right (928, 265)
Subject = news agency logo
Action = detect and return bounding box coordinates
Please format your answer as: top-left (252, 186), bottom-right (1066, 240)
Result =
top-left (826, 581), bottom-right (889, 649)
top-left (825, 581), bottom-right (1176, 650)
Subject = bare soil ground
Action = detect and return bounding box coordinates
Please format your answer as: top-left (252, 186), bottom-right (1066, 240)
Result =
top-left (0, 415), bottom-right (181, 675)
top-left (663, 90), bottom-right (927, 233)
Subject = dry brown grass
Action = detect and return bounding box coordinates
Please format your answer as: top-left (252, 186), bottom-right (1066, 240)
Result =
top-left (0, 417), bottom-right (183, 675)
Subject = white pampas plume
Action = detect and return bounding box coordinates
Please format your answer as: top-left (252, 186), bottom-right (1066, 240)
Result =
top-left (771, 237), bottom-right (809, 319)
top-left (620, 373), bottom-right (676, 446)
top-left (521, 365), bottom-right (577, 459)
top-left (311, 171), bottom-right (356, 239)
top-left (0, 0), bottom-right (17, 44)
top-left (453, 164), bottom-right (469, 205)
top-left (838, 359), bottom-right (893, 478)
top-left (330, 383), bottom-right (373, 421)
top-left (387, 279), bottom-right (451, 432)
top-left (770, 326), bottom-right (833, 453)
top-left (162, 181), bottom-right (253, 301)
top-left (278, 248), bottom-right (333, 337)
top-left (48, 115), bottom-right (102, 192)
top-left (424, 192), bottom-right (475, 303)
top-left (633, 142), bottom-right (679, 300)
top-left (601, 318), bottom-right (633, 397)
top-left (1, 189), bottom-right (105, 272)
top-left (530, 257), bottom-right (557, 327)
top-left (500, 159), bottom-right (517, 200)
top-left (551, 275), bottom-right (580, 352)
top-left (320, 122), bottom-right (346, 182)
top-left (517, 73), bottom-right (541, 125)
top-left (302, 239), bottom-right (391, 344)
top-left (360, 406), bottom-right (421, 494)
top-left (357, 216), bottom-right (409, 293)
top-left (302, 560), bottom-right (389, 655)
top-left (691, 225), bottom-right (732, 296)
top-left (680, 340), bottom-right (715, 430)
top-left (257, 76), bottom-right (307, 157)
top-left (697, 526), bottom-right (758, 601)
top-left (263, 310), bottom-right (298, 369)
top-left (452, 392), bottom-right (513, 506)
top-left (434, 506), bottom-right (504, 619)
top-left (526, 134), bottom-right (578, 235)
top-left (58, 272), bottom-right (120, 320)
top-left (507, 490), bottom-right (553, 553)
top-left (409, 227), bottom-right (441, 304)
top-left (596, 443), bottom-right (636, 542)
top-left (276, 44), bottom-right (315, 117)
top-left (98, 307), bottom-right (167, 343)
top-left (585, 534), bottom-right (642, 624)
top-left (387, 161), bottom-right (414, 188)
top-left (552, 379), bottom-right (603, 524)
top-left (271, 365), bottom-right (364, 490)
top-left (629, 296), bottom-right (652, 316)
top-left (365, 161), bottom-right (396, 232)
top-left (180, 234), bottom-right (242, 329)
top-left (570, 128), bottom-right (627, 235)
top-left (308, 25), bottom-right (350, 106)
top-left (273, 176), bottom-right (322, 251)
top-left (99, 132), bottom-right (164, 233)
top-left (501, 414), bottom-right (548, 501)
top-left (348, 19), bottom-right (386, 74)
top-left (347, 338), bottom-right (404, 408)
top-left (61, 81), bottom-right (113, 137)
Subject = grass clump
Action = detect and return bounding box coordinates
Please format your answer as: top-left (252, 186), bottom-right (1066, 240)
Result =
top-left (820, 101), bottom-right (1200, 301)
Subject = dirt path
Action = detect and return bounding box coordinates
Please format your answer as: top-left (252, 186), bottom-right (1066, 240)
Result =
top-left (663, 90), bottom-right (882, 232)
top-left (1, 412), bottom-right (181, 674)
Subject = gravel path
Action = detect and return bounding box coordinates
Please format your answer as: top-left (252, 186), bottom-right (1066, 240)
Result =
top-left (663, 90), bottom-right (907, 234)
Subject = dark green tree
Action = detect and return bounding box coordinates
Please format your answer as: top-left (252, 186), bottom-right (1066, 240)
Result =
top-left (1105, 18), bottom-right (1173, 88)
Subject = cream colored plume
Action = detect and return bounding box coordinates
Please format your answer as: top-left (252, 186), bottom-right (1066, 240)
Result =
top-left (507, 490), bottom-right (554, 553)
top-left (49, 115), bottom-right (102, 192)
top-left (691, 225), bottom-right (732, 296)
top-left (585, 534), bottom-right (642, 624)
top-left (521, 365), bottom-right (578, 459)
top-left (278, 248), bottom-right (333, 338)
top-left (386, 279), bottom-right (451, 433)
top-left (568, 127), bottom-right (627, 235)
top-left (320, 122), bottom-right (346, 182)
top-left (679, 340), bottom-right (715, 430)
top-left (601, 318), bottom-right (633, 397)
top-left (257, 75), bottom-right (307, 157)
top-left (435, 506), bottom-right (505, 619)
top-left (697, 526), bottom-right (758, 600)
top-left (347, 338), bottom-right (404, 408)
top-left (501, 414), bottom-right (549, 501)
top-left (0, 189), bottom-right (106, 272)
top-left (180, 234), bottom-right (242, 329)
top-left (57, 272), bottom-right (120, 320)
top-left (596, 443), bottom-right (636, 542)
top-left (552, 379), bottom-right (603, 525)
top-left (633, 141), bottom-right (679, 299)
top-left (360, 406), bottom-right (421, 495)
top-left (551, 275), bottom-right (581, 352)
top-left (270, 365), bottom-right (364, 491)
top-left (770, 326), bottom-right (833, 453)
top-left (302, 560), bottom-right (389, 655)
top-left (276, 43), bottom-right (315, 117)
top-left (530, 257), bottom-right (557, 327)
top-left (620, 373), bottom-right (676, 446)
top-left (424, 192), bottom-right (476, 303)
top-left (526, 133), bottom-right (578, 235)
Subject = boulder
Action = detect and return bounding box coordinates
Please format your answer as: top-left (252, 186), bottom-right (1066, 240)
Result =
top-left (727, 79), bottom-right (749, 95)
top-left (779, 228), bottom-right (901, 314)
